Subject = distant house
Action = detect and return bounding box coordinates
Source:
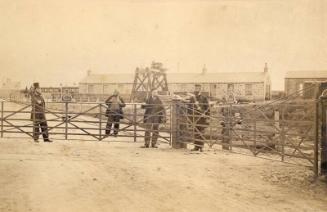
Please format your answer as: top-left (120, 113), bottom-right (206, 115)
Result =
top-left (79, 64), bottom-right (271, 102)
top-left (0, 78), bottom-right (21, 99)
top-left (285, 71), bottom-right (327, 99)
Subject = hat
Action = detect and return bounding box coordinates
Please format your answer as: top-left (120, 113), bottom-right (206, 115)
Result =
top-left (33, 82), bottom-right (40, 88)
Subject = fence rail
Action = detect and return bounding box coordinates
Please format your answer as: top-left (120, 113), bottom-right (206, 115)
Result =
top-left (0, 99), bottom-right (319, 175)
top-left (0, 101), bottom-right (172, 144)
top-left (174, 99), bottom-right (318, 173)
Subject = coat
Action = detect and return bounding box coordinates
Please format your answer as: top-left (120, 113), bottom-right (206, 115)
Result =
top-left (142, 96), bottom-right (166, 124)
top-left (188, 93), bottom-right (210, 126)
top-left (30, 94), bottom-right (46, 122)
top-left (105, 95), bottom-right (126, 119)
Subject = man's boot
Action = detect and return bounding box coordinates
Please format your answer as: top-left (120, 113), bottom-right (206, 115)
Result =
top-left (151, 144), bottom-right (158, 148)
top-left (140, 144), bottom-right (149, 148)
top-left (191, 146), bottom-right (199, 151)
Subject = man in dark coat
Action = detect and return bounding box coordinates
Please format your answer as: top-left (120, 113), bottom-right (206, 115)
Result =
top-left (30, 82), bottom-right (51, 142)
top-left (189, 84), bottom-right (210, 151)
top-left (141, 90), bottom-right (166, 148)
top-left (105, 90), bottom-right (126, 136)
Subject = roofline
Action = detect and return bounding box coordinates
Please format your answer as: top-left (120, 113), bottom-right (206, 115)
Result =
top-left (285, 77), bottom-right (327, 79)
top-left (79, 81), bottom-right (265, 84)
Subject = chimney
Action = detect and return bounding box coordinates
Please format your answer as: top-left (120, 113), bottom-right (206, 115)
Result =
top-left (201, 64), bottom-right (207, 75)
top-left (264, 63), bottom-right (268, 72)
top-left (87, 69), bottom-right (92, 76)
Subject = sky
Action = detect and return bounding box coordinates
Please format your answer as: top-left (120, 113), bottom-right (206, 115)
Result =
top-left (0, 0), bottom-right (326, 90)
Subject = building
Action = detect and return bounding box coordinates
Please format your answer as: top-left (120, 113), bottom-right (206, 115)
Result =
top-left (0, 78), bottom-right (21, 99)
top-left (79, 64), bottom-right (271, 102)
top-left (1, 78), bottom-right (21, 90)
top-left (285, 71), bottom-right (327, 99)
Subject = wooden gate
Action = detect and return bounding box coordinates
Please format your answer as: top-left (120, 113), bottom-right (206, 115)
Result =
top-left (0, 101), bottom-right (171, 144)
top-left (174, 91), bottom-right (319, 175)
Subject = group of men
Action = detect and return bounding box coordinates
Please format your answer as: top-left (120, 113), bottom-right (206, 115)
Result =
top-left (29, 82), bottom-right (210, 151)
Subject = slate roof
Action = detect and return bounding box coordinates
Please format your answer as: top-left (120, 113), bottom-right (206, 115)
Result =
top-left (285, 71), bottom-right (327, 79)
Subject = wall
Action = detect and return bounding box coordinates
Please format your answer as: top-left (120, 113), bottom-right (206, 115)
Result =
top-left (285, 78), bottom-right (327, 97)
top-left (79, 82), bottom-right (267, 102)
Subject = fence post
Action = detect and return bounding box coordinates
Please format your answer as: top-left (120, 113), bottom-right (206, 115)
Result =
top-left (314, 100), bottom-right (319, 178)
top-left (209, 104), bottom-right (212, 147)
top-left (321, 96), bottom-right (327, 176)
top-left (228, 103), bottom-right (232, 151)
top-left (169, 103), bottom-right (174, 146)
top-left (65, 102), bottom-right (68, 140)
top-left (99, 104), bottom-right (102, 141)
top-left (192, 102), bottom-right (195, 146)
top-left (32, 98), bottom-right (36, 140)
top-left (171, 99), bottom-right (186, 149)
top-left (1, 101), bottom-right (4, 138)
top-left (253, 118), bottom-right (257, 156)
top-left (281, 105), bottom-right (285, 162)
top-left (133, 104), bottom-right (137, 142)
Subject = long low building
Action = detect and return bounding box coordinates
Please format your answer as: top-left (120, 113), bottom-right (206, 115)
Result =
top-left (285, 71), bottom-right (327, 99)
top-left (79, 65), bottom-right (271, 102)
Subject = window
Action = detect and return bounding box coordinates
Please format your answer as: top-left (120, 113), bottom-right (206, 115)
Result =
top-left (298, 83), bottom-right (304, 96)
top-left (245, 84), bottom-right (252, 96)
top-left (227, 84), bottom-right (234, 92)
top-left (88, 85), bottom-right (94, 94)
top-left (180, 84), bottom-right (187, 91)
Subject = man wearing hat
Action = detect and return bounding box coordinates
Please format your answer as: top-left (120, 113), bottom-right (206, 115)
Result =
top-left (30, 82), bottom-right (51, 142)
top-left (189, 84), bottom-right (210, 151)
top-left (141, 89), bottom-right (166, 148)
top-left (105, 90), bottom-right (126, 136)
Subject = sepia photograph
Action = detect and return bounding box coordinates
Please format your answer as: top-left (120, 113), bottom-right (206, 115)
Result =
top-left (0, 0), bottom-right (327, 211)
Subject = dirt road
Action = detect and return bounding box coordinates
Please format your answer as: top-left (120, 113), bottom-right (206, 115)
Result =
top-left (0, 138), bottom-right (326, 212)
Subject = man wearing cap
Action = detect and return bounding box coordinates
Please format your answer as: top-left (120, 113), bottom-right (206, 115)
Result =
top-left (105, 90), bottom-right (126, 136)
top-left (189, 84), bottom-right (210, 151)
top-left (30, 82), bottom-right (51, 142)
top-left (141, 90), bottom-right (166, 148)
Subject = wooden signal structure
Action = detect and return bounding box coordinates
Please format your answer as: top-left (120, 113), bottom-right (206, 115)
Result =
top-left (130, 62), bottom-right (169, 102)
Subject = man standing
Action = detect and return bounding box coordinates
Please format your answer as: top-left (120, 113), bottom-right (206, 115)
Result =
top-left (189, 84), bottom-right (210, 151)
top-left (141, 90), bottom-right (166, 148)
top-left (105, 90), bottom-right (126, 136)
top-left (30, 82), bottom-right (51, 142)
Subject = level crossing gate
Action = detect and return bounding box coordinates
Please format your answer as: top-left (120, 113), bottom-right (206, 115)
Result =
top-left (0, 101), bottom-right (172, 144)
top-left (0, 85), bottom-right (324, 177)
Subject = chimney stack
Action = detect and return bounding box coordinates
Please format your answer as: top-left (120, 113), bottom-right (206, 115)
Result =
top-left (264, 63), bottom-right (268, 72)
top-left (87, 69), bottom-right (92, 76)
top-left (201, 64), bottom-right (207, 75)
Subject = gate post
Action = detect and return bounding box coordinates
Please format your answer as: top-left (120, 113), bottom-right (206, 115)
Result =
top-left (314, 99), bottom-right (319, 178)
top-left (133, 104), bottom-right (137, 143)
top-left (99, 104), bottom-right (102, 141)
top-left (171, 99), bottom-right (186, 149)
top-left (65, 102), bottom-right (68, 140)
top-left (1, 100), bottom-right (4, 138)
top-left (320, 96), bottom-right (327, 175)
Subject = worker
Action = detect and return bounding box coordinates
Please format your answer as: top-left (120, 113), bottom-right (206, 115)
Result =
top-left (30, 82), bottom-right (51, 142)
top-left (189, 84), bottom-right (210, 151)
top-left (105, 90), bottom-right (126, 136)
top-left (141, 89), bottom-right (166, 148)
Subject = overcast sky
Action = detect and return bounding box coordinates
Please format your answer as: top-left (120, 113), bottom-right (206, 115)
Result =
top-left (0, 0), bottom-right (326, 90)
